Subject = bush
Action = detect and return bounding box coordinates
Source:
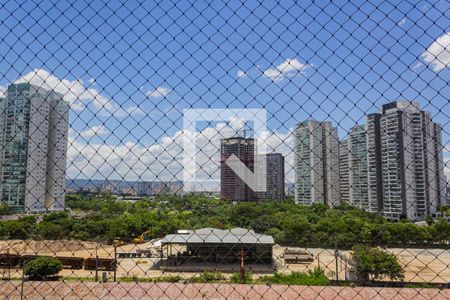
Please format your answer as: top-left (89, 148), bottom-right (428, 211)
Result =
top-left (24, 257), bottom-right (63, 280)
top-left (351, 245), bottom-right (405, 282)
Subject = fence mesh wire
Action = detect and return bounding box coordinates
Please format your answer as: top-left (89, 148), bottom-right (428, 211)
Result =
top-left (0, 0), bottom-right (449, 299)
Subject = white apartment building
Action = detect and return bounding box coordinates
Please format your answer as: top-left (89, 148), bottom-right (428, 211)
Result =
top-left (294, 120), bottom-right (340, 207)
top-left (339, 139), bottom-right (349, 203)
top-left (0, 83), bottom-right (69, 212)
top-left (341, 125), bottom-right (370, 210)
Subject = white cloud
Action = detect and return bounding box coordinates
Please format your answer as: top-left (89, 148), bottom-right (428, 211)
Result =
top-left (228, 116), bottom-right (246, 131)
top-left (237, 70), bottom-right (247, 78)
top-left (398, 18), bottom-right (407, 27)
top-left (422, 32), bottom-right (450, 72)
top-left (263, 58), bottom-right (310, 82)
top-left (411, 62), bottom-right (424, 72)
top-left (88, 78), bottom-right (96, 84)
top-left (67, 122), bottom-right (295, 187)
top-left (4, 68), bottom-right (141, 117)
top-left (421, 3), bottom-right (430, 11)
top-left (124, 105), bottom-right (146, 116)
top-left (79, 125), bottom-right (109, 138)
top-left (15, 69), bottom-right (113, 112)
top-left (147, 86), bottom-right (171, 98)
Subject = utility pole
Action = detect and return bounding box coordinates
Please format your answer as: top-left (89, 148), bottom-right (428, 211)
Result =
top-left (334, 249), bottom-right (339, 281)
top-left (95, 242), bottom-right (99, 282)
top-left (239, 246), bottom-right (245, 283)
top-left (20, 257), bottom-right (25, 300)
top-left (334, 240), bottom-right (339, 282)
top-left (113, 243), bottom-right (117, 282)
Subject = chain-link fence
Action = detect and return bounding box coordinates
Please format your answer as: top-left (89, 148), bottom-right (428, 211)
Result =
top-left (0, 0), bottom-right (449, 299)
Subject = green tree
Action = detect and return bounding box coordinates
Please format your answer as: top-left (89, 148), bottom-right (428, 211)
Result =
top-left (431, 218), bottom-right (450, 243)
top-left (38, 223), bottom-right (66, 240)
top-left (0, 203), bottom-right (13, 215)
top-left (38, 212), bottom-right (74, 239)
top-left (250, 214), bottom-right (277, 233)
top-left (24, 257), bottom-right (63, 280)
top-left (2, 216), bottom-right (37, 240)
top-left (5, 221), bottom-right (29, 239)
top-left (351, 245), bottom-right (405, 282)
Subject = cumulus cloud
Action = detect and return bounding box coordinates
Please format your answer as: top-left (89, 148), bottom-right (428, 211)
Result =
top-left (398, 18), bottom-right (407, 27)
top-left (4, 68), bottom-right (141, 117)
top-left (422, 32), bottom-right (450, 72)
top-left (237, 70), bottom-right (247, 78)
top-left (228, 116), bottom-right (246, 131)
top-left (263, 58), bottom-right (311, 82)
top-left (411, 62), bottom-right (424, 72)
top-left (147, 86), bottom-right (171, 98)
top-left (15, 69), bottom-right (112, 112)
top-left (79, 125), bottom-right (109, 138)
top-left (88, 78), bottom-right (96, 84)
top-left (67, 122), bottom-right (295, 189)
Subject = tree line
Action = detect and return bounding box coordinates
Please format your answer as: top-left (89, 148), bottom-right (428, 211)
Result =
top-left (0, 193), bottom-right (449, 248)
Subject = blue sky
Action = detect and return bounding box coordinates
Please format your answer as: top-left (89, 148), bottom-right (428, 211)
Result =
top-left (0, 0), bottom-right (449, 181)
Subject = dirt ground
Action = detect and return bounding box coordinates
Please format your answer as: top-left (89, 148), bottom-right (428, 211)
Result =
top-left (0, 240), bottom-right (449, 283)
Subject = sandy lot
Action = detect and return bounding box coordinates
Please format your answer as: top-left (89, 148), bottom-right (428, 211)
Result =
top-left (0, 240), bottom-right (448, 283)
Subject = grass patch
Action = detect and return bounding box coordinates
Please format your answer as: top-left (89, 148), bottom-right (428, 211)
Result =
top-left (260, 268), bottom-right (329, 286)
top-left (230, 271), bottom-right (254, 284)
top-left (404, 283), bottom-right (434, 289)
top-left (119, 275), bottom-right (182, 283)
top-left (187, 271), bottom-right (226, 283)
top-left (62, 276), bottom-right (97, 282)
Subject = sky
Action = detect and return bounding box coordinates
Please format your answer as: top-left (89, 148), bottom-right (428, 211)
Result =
top-left (0, 0), bottom-right (449, 184)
